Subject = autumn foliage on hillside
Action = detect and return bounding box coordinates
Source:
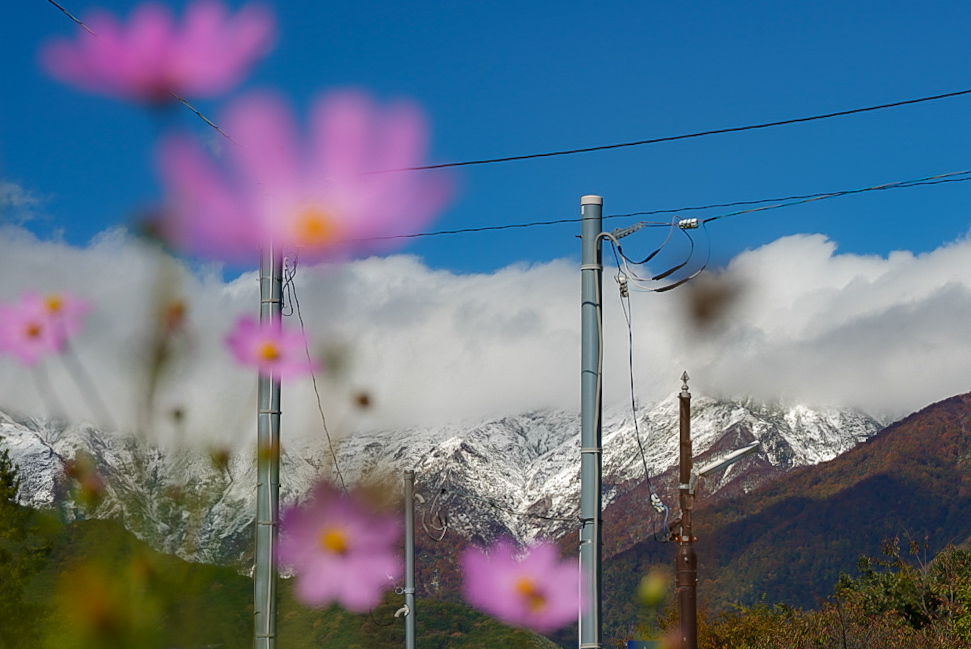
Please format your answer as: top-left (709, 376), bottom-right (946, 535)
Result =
top-left (695, 537), bottom-right (971, 649)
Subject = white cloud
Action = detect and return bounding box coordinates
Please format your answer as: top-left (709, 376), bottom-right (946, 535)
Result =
top-left (1, 227), bottom-right (971, 445)
top-left (0, 180), bottom-right (47, 225)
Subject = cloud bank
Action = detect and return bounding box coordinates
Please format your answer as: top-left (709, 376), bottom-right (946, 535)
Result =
top-left (1, 226), bottom-right (970, 445)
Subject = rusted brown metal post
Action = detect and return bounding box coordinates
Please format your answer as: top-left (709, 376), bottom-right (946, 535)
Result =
top-left (676, 372), bottom-right (697, 649)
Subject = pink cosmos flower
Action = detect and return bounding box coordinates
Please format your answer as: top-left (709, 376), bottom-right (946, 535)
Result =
top-left (0, 292), bottom-right (89, 366)
top-left (224, 315), bottom-right (317, 380)
top-left (155, 90), bottom-right (452, 263)
top-left (462, 539), bottom-right (584, 632)
top-left (278, 483), bottom-right (402, 612)
top-left (40, 1), bottom-right (275, 103)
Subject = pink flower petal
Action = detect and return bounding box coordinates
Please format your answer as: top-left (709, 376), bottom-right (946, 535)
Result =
top-left (153, 90), bottom-right (453, 263)
top-left (462, 539), bottom-right (584, 633)
top-left (279, 483), bottom-right (402, 612)
top-left (39, 1), bottom-right (275, 103)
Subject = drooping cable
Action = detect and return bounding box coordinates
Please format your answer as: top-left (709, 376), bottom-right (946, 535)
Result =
top-left (603, 225), bottom-right (711, 294)
top-left (419, 477), bottom-right (450, 542)
top-left (609, 243), bottom-right (671, 542)
top-left (285, 257), bottom-right (347, 493)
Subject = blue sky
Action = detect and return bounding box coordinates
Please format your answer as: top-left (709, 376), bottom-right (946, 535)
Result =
top-left (2, 1), bottom-right (971, 433)
top-left (4, 0), bottom-right (971, 274)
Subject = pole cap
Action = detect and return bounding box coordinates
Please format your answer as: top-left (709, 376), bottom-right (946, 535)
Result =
top-left (581, 195), bottom-right (603, 205)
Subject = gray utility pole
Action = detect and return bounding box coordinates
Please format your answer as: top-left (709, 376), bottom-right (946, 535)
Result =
top-left (676, 372), bottom-right (697, 649)
top-left (255, 247), bottom-right (283, 649)
top-left (404, 470), bottom-right (417, 649)
top-left (579, 194), bottom-right (604, 649)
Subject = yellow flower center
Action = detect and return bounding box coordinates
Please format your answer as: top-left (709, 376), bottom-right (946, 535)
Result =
top-left (259, 342), bottom-right (280, 361)
top-left (45, 295), bottom-right (63, 314)
top-left (318, 528), bottom-right (349, 555)
top-left (294, 206), bottom-right (339, 247)
top-left (515, 576), bottom-right (547, 613)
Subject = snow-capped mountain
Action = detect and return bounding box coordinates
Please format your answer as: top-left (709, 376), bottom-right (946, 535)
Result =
top-left (0, 395), bottom-right (883, 567)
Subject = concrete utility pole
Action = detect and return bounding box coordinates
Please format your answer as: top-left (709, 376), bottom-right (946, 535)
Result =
top-left (404, 470), bottom-right (417, 649)
top-left (255, 247), bottom-right (283, 649)
top-left (579, 194), bottom-right (604, 649)
top-left (676, 372), bottom-right (697, 649)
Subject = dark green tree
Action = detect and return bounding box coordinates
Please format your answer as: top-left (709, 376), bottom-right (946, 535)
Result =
top-left (0, 447), bottom-right (49, 649)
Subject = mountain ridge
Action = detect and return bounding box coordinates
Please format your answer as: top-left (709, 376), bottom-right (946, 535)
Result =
top-left (601, 389), bottom-right (971, 636)
top-left (0, 394), bottom-right (883, 568)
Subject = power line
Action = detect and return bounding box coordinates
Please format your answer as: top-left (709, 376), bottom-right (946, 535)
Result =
top-left (47, 0), bottom-right (94, 35)
top-left (285, 257), bottom-right (348, 493)
top-left (361, 169), bottom-right (971, 242)
top-left (46, 0), bottom-right (238, 145)
top-left (701, 169), bottom-right (971, 225)
top-left (392, 88), bottom-right (971, 171)
top-left (609, 256), bottom-right (671, 541)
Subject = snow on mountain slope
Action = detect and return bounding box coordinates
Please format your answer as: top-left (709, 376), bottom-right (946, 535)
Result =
top-left (0, 396), bottom-right (883, 566)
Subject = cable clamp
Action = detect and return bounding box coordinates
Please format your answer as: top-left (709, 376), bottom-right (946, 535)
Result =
top-left (580, 447), bottom-right (602, 454)
top-left (580, 263), bottom-right (603, 271)
top-left (580, 643), bottom-right (603, 649)
top-left (612, 222), bottom-right (647, 240)
top-left (678, 483), bottom-right (690, 490)
top-left (616, 275), bottom-right (629, 297)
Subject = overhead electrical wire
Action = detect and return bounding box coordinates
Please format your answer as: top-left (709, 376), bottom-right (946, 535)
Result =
top-left (362, 169), bottom-right (971, 243)
top-left (43, 5), bottom-right (971, 180)
top-left (608, 254), bottom-right (671, 542)
top-left (390, 88), bottom-right (971, 172)
top-left (46, 0), bottom-right (239, 145)
top-left (700, 169), bottom-right (971, 225)
top-left (284, 256), bottom-right (348, 493)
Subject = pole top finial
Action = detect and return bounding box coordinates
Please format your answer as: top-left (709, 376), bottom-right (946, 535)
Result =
top-left (681, 371), bottom-right (690, 391)
top-left (581, 195), bottom-right (603, 206)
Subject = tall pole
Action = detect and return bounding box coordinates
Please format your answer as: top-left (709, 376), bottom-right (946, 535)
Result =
top-left (579, 194), bottom-right (603, 649)
top-left (676, 372), bottom-right (697, 649)
top-left (255, 246), bottom-right (283, 649)
top-left (404, 470), bottom-right (417, 649)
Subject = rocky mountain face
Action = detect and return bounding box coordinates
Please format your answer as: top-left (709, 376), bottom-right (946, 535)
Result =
top-left (0, 395), bottom-right (883, 569)
top-left (603, 390), bottom-right (971, 623)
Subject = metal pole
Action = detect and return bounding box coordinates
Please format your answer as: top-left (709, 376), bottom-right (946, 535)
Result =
top-left (579, 194), bottom-right (603, 649)
top-left (404, 470), bottom-right (417, 649)
top-left (676, 372), bottom-right (697, 649)
top-left (255, 246), bottom-right (283, 649)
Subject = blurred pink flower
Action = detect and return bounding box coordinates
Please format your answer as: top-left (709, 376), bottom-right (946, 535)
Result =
top-left (278, 483), bottom-right (401, 612)
top-left (40, 1), bottom-right (275, 103)
top-left (156, 90), bottom-right (452, 263)
top-left (224, 315), bottom-right (317, 379)
top-left (0, 292), bottom-right (89, 366)
top-left (462, 539), bottom-right (583, 632)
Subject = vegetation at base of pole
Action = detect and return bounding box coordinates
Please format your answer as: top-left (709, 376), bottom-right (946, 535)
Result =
top-left (0, 479), bottom-right (560, 649)
top-left (619, 538), bottom-right (971, 649)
